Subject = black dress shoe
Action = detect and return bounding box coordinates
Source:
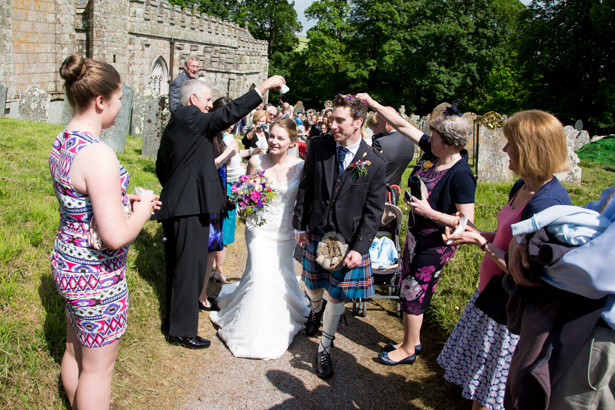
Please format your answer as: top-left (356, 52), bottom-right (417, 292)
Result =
top-left (306, 300), bottom-right (327, 336)
top-left (167, 335), bottom-right (211, 349)
top-left (383, 343), bottom-right (423, 355)
top-left (316, 350), bottom-right (334, 378)
top-left (378, 351), bottom-right (416, 366)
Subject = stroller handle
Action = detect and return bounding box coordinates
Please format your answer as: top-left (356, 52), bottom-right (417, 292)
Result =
top-left (387, 184), bottom-right (401, 206)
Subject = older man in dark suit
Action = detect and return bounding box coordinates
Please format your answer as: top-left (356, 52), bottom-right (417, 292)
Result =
top-left (293, 94), bottom-right (387, 378)
top-left (372, 106), bottom-right (415, 189)
top-left (153, 76), bottom-right (285, 349)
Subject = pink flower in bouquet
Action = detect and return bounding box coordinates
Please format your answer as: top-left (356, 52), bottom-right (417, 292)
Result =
top-left (251, 191), bottom-right (261, 201)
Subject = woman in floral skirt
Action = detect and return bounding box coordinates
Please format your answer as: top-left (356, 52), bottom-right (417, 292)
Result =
top-left (357, 93), bottom-right (476, 365)
top-left (439, 110), bottom-right (571, 410)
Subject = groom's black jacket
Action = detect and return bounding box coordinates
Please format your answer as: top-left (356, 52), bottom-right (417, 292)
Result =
top-left (152, 89), bottom-right (262, 221)
top-left (292, 134), bottom-right (387, 255)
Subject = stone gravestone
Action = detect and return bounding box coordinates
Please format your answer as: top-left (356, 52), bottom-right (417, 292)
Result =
top-left (462, 112), bottom-right (478, 158)
top-left (293, 101), bottom-right (305, 115)
top-left (399, 105), bottom-right (407, 119)
top-left (476, 111), bottom-right (513, 182)
top-left (421, 113), bottom-right (432, 136)
top-left (141, 94), bottom-right (171, 159)
top-left (0, 84), bottom-right (6, 117)
top-left (575, 120), bottom-right (583, 131)
top-left (130, 89), bottom-right (160, 138)
top-left (61, 97), bottom-right (73, 125)
top-left (431, 102), bottom-right (451, 119)
top-left (575, 130), bottom-right (590, 151)
top-left (100, 83), bottom-right (133, 154)
top-left (48, 101), bottom-right (64, 124)
top-left (555, 125), bottom-right (582, 185)
top-left (410, 114), bottom-right (420, 123)
top-left (324, 100), bottom-right (333, 110)
top-left (18, 85), bottom-right (51, 123)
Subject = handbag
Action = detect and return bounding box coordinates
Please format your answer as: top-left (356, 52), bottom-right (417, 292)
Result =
top-left (474, 274), bottom-right (510, 326)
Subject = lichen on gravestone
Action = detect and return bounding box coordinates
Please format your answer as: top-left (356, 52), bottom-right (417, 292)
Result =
top-left (18, 85), bottom-right (51, 123)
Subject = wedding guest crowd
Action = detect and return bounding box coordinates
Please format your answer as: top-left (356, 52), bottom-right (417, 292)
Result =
top-left (46, 52), bottom-right (614, 410)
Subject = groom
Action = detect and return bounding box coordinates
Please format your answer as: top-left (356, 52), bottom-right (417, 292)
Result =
top-left (293, 94), bottom-right (387, 378)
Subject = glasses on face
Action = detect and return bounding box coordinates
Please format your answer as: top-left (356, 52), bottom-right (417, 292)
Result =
top-left (187, 64), bottom-right (199, 70)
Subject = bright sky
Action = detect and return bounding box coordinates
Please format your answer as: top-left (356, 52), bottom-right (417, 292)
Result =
top-left (295, 0), bottom-right (533, 36)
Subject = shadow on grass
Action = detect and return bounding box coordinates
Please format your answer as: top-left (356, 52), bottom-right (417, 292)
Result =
top-left (132, 223), bottom-right (167, 334)
top-left (38, 272), bottom-right (71, 408)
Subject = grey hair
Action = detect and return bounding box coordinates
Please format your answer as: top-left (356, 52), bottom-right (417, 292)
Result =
top-left (184, 53), bottom-right (200, 67)
top-left (179, 79), bottom-right (211, 106)
top-left (429, 115), bottom-right (472, 150)
top-left (266, 106), bottom-right (277, 115)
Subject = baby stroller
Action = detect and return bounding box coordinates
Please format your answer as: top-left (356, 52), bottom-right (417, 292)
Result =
top-left (352, 185), bottom-right (403, 317)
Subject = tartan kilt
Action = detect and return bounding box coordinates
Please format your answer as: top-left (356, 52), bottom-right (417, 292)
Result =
top-left (302, 229), bottom-right (374, 301)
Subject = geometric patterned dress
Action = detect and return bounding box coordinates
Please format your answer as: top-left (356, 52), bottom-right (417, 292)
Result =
top-left (49, 130), bottom-right (131, 348)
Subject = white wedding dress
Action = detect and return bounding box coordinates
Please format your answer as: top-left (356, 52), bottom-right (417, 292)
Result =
top-left (210, 157), bottom-right (310, 360)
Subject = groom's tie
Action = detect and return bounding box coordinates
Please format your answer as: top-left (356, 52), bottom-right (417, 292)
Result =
top-left (336, 146), bottom-right (349, 175)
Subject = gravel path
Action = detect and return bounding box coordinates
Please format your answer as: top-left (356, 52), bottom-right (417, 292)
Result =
top-left (171, 239), bottom-right (463, 410)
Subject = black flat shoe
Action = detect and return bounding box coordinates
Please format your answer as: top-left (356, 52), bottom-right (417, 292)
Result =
top-left (378, 351), bottom-right (416, 366)
top-left (306, 300), bottom-right (327, 336)
top-left (316, 350), bottom-right (334, 378)
top-left (167, 335), bottom-right (211, 349)
top-left (198, 298), bottom-right (219, 311)
top-left (383, 343), bottom-right (423, 355)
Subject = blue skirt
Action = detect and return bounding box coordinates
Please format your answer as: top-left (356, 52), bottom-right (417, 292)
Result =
top-left (302, 229), bottom-right (374, 300)
top-left (222, 182), bottom-right (236, 245)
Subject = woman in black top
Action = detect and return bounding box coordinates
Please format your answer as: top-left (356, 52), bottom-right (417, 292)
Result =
top-left (357, 93), bottom-right (477, 366)
top-left (242, 109), bottom-right (269, 156)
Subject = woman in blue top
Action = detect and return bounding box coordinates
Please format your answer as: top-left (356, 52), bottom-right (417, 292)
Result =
top-left (358, 93), bottom-right (477, 366)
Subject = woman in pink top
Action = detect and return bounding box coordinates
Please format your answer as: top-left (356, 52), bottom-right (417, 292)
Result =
top-left (437, 110), bottom-right (571, 410)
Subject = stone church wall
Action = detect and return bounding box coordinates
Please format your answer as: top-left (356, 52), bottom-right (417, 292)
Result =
top-left (0, 0), bottom-right (268, 107)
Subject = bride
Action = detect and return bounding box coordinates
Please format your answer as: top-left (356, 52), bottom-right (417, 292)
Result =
top-left (209, 117), bottom-right (310, 360)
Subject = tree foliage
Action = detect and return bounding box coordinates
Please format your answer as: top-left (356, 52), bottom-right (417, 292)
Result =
top-left (516, 0), bottom-right (615, 131)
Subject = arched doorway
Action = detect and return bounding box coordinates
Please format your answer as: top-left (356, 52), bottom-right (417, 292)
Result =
top-left (148, 56), bottom-right (169, 95)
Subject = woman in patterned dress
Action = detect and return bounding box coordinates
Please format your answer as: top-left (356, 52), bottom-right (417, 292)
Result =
top-left (357, 93), bottom-right (476, 366)
top-left (440, 110), bottom-right (571, 410)
top-left (49, 54), bottom-right (161, 409)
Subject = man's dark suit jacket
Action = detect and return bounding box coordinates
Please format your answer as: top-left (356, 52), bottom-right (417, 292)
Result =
top-left (153, 89), bottom-right (262, 221)
top-left (292, 134), bottom-right (387, 255)
top-left (372, 129), bottom-right (414, 187)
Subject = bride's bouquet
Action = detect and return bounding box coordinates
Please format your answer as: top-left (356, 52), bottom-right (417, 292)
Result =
top-left (229, 170), bottom-right (276, 226)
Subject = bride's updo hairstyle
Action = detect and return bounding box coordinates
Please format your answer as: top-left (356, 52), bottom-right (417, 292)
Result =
top-left (270, 117), bottom-right (298, 143)
top-left (59, 54), bottom-right (121, 111)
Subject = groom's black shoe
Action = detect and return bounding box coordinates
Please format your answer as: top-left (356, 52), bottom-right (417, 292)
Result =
top-left (306, 300), bottom-right (327, 336)
top-left (316, 350), bottom-right (334, 378)
top-left (167, 335), bottom-right (211, 349)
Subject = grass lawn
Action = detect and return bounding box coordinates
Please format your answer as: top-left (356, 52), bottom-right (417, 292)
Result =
top-left (1, 116), bottom-right (614, 408)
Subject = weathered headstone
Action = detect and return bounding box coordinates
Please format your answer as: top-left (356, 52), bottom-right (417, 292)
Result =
top-left (431, 102), bottom-right (450, 119)
top-left (130, 89), bottom-right (160, 138)
top-left (141, 94), bottom-right (171, 159)
top-left (100, 83), bottom-right (133, 154)
top-left (48, 101), bottom-right (64, 124)
top-left (18, 85), bottom-right (50, 122)
top-left (575, 120), bottom-right (583, 131)
top-left (0, 84), bottom-right (6, 117)
top-left (324, 100), bottom-right (333, 110)
top-left (421, 113), bottom-right (432, 136)
top-left (61, 97), bottom-right (73, 125)
top-left (575, 130), bottom-right (590, 151)
top-left (399, 105), bottom-right (407, 119)
top-left (555, 125), bottom-right (582, 185)
top-left (7, 101), bottom-right (19, 119)
top-left (476, 111), bottom-right (513, 182)
top-left (293, 101), bottom-right (304, 115)
top-left (462, 112), bottom-right (478, 157)
top-left (410, 114), bottom-right (420, 123)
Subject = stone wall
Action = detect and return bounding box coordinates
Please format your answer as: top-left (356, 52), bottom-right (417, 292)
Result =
top-left (0, 0), bottom-right (269, 105)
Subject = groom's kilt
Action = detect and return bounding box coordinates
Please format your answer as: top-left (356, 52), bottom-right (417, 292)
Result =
top-left (302, 229), bottom-right (374, 300)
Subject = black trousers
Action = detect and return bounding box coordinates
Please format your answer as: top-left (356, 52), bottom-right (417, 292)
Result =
top-left (162, 214), bottom-right (210, 337)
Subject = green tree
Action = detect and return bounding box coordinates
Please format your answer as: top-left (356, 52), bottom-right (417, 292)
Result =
top-left (516, 0), bottom-right (615, 131)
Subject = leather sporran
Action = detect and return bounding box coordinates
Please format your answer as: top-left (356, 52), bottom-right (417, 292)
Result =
top-left (315, 232), bottom-right (349, 271)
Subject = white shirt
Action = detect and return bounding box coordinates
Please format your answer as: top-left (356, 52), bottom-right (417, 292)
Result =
top-left (336, 139), bottom-right (362, 171)
top-left (223, 134), bottom-right (246, 182)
